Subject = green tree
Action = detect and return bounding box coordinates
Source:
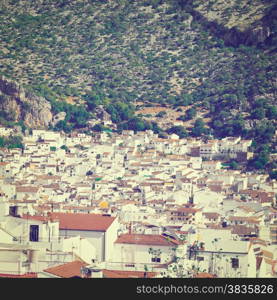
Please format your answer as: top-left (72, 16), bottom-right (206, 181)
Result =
top-left (156, 111), bottom-right (167, 118)
top-left (167, 125), bottom-right (188, 138)
top-left (251, 108), bottom-right (265, 120)
top-left (266, 106), bottom-right (277, 120)
top-left (0, 135), bottom-right (24, 149)
top-left (249, 151), bottom-right (269, 170)
top-left (191, 118), bottom-right (208, 137)
top-left (106, 102), bottom-right (135, 123)
top-left (269, 170), bottom-right (277, 180)
top-left (54, 120), bottom-right (73, 133)
top-left (229, 160), bottom-right (239, 170)
top-left (185, 107), bottom-right (196, 120)
top-left (125, 117), bottom-right (152, 132)
top-left (60, 145), bottom-right (69, 151)
top-left (92, 124), bottom-right (106, 132)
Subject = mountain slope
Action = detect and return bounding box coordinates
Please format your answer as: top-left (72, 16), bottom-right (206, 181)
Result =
top-left (0, 0), bottom-right (275, 150)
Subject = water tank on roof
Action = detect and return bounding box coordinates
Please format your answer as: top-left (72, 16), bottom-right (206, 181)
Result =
top-left (222, 221), bottom-right (228, 228)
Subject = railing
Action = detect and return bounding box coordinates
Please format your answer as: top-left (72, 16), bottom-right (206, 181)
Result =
top-left (12, 236), bottom-right (62, 244)
top-left (21, 261), bottom-right (31, 267)
top-left (104, 261), bottom-right (165, 272)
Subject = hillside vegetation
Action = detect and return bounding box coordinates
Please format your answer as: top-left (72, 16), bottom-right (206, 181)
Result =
top-left (0, 0), bottom-right (276, 171)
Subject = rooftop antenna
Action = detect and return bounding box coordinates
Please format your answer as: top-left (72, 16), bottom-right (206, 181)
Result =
top-left (188, 184), bottom-right (194, 205)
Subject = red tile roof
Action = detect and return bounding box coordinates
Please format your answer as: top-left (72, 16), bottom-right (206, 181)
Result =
top-left (203, 212), bottom-right (220, 219)
top-left (23, 213), bottom-right (116, 231)
top-left (115, 234), bottom-right (180, 246)
top-left (0, 273), bottom-right (37, 278)
top-left (16, 186), bottom-right (39, 193)
top-left (231, 225), bottom-right (258, 236)
top-left (51, 213), bottom-right (116, 231)
top-left (176, 207), bottom-right (200, 214)
top-left (22, 215), bottom-right (48, 222)
top-left (103, 270), bottom-right (157, 278)
top-left (229, 216), bottom-right (260, 224)
top-left (43, 261), bottom-right (88, 278)
top-left (194, 272), bottom-right (217, 278)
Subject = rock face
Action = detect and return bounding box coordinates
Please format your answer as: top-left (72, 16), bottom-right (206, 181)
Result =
top-left (52, 112), bottom-right (67, 126)
top-left (223, 24), bottom-right (272, 47)
top-left (190, 1), bottom-right (276, 47)
top-left (94, 105), bottom-right (111, 122)
top-left (0, 76), bottom-right (52, 128)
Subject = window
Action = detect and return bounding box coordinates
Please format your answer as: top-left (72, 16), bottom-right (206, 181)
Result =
top-left (231, 258), bottom-right (239, 269)
top-left (29, 225), bottom-right (39, 242)
top-left (151, 257), bottom-right (161, 263)
top-left (197, 256), bottom-right (204, 261)
top-left (9, 206), bottom-right (18, 217)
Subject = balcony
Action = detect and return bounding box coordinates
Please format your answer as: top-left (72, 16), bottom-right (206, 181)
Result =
top-left (21, 261), bottom-right (31, 268)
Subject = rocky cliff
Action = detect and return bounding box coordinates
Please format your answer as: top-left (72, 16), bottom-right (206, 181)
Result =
top-left (0, 0), bottom-right (275, 135)
top-left (190, 0), bottom-right (276, 47)
top-left (0, 76), bottom-right (52, 128)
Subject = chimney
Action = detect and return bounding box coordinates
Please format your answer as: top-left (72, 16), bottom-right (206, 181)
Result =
top-left (81, 263), bottom-right (103, 278)
top-left (90, 268), bottom-right (103, 278)
top-left (80, 266), bottom-right (92, 278)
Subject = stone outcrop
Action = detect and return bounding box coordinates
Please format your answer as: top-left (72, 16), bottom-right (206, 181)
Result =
top-left (223, 24), bottom-right (272, 47)
top-left (189, 1), bottom-right (276, 47)
top-left (94, 105), bottom-right (111, 122)
top-left (0, 76), bottom-right (52, 128)
top-left (52, 112), bottom-right (67, 126)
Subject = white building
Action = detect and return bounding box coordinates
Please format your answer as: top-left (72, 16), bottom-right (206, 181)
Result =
top-left (185, 231), bottom-right (250, 277)
top-left (43, 212), bottom-right (120, 262)
top-left (112, 233), bottom-right (180, 270)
